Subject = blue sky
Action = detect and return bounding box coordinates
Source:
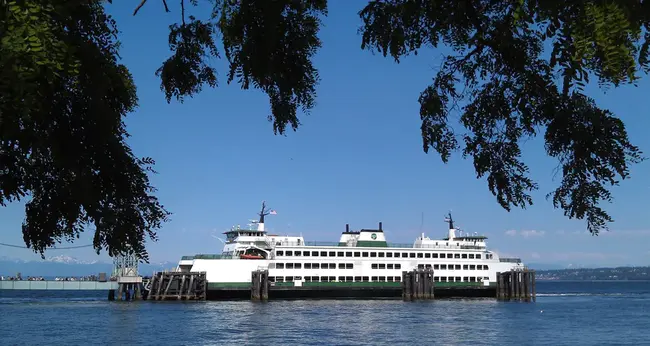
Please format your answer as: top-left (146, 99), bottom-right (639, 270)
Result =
top-left (1, 1), bottom-right (649, 267)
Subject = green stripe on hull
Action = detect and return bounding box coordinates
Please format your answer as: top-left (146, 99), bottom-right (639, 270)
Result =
top-left (208, 281), bottom-right (491, 290)
top-left (355, 241), bottom-right (388, 247)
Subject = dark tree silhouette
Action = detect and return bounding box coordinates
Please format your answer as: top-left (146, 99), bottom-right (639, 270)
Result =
top-left (1, 0), bottom-right (646, 260)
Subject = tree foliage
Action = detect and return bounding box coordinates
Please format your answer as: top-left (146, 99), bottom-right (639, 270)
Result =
top-left (0, 0), bottom-right (646, 260)
top-left (0, 0), bottom-right (170, 261)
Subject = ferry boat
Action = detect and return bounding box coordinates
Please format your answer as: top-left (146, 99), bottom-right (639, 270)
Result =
top-left (174, 202), bottom-right (525, 297)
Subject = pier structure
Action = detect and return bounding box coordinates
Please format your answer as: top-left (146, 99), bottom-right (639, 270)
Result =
top-left (496, 268), bottom-right (536, 302)
top-left (109, 250), bottom-right (143, 301)
top-left (146, 271), bottom-right (207, 300)
top-left (401, 269), bottom-right (435, 300)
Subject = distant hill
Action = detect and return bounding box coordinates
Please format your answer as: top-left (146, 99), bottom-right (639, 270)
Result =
top-left (0, 256), bottom-right (178, 278)
top-left (536, 266), bottom-right (650, 281)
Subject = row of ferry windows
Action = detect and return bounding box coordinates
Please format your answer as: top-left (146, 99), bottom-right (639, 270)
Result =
top-left (415, 264), bottom-right (489, 270)
top-left (270, 276), bottom-right (488, 283)
top-left (274, 263), bottom-right (354, 269)
top-left (276, 250), bottom-right (485, 260)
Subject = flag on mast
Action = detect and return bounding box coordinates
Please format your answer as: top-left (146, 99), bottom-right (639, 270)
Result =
top-left (269, 210), bottom-right (277, 215)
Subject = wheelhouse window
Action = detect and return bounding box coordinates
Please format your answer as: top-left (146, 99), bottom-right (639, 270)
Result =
top-left (476, 254), bottom-right (482, 259)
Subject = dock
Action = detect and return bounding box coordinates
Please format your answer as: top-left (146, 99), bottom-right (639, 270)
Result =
top-left (0, 280), bottom-right (118, 291)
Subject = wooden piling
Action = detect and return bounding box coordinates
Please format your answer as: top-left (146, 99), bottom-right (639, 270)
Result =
top-left (401, 269), bottom-right (434, 301)
top-left (496, 269), bottom-right (536, 302)
top-left (146, 271), bottom-right (207, 301)
top-left (250, 269), bottom-right (269, 301)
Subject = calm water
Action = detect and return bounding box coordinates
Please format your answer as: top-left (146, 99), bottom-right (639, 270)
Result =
top-left (1, 281), bottom-right (649, 346)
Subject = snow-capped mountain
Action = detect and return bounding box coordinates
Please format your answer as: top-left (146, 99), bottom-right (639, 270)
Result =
top-left (45, 255), bottom-right (103, 265)
top-left (0, 255), bottom-right (178, 277)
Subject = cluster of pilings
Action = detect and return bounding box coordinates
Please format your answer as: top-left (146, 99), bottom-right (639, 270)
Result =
top-left (496, 269), bottom-right (536, 302)
top-left (402, 269), bottom-right (435, 300)
top-left (147, 271), bottom-right (207, 301)
top-left (108, 282), bottom-right (142, 301)
top-left (251, 270), bottom-right (270, 301)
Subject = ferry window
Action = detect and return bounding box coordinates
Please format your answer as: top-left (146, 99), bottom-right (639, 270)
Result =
top-left (276, 277), bottom-right (284, 282)
top-left (470, 277), bottom-right (476, 282)
top-left (295, 251), bottom-right (302, 256)
top-left (268, 263), bottom-right (276, 269)
top-left (476, 265), bottom-right (482, 270)
top-left (378, 276), bottom-right (386, 282)
top-left (371, 276), bottom-right (378, 282)
top-left (329, 263), bottom-right (336, 269)
top-left (337, 251), bottom-right (344, 257)
top-left (440, 277), bottom-right (447, 282)
top-left (269, 276), bottom-right (275, 282)
top-left (425, 253), bottom-right (431, 258)
top-left (354, 276), bottom-right (362, 282)
top-left (434, 277), bottom-right (440, 282)
top-left (276, 263), bottom-right (284, 269)
top-left (434, 264), bottom-right (439, 270)
top-left (409, 253), bottom-right (416, 258)
top-left (417, 264), bottom-right (424, 269)
top-left (463, 265), bottom-right (469, 270)
top-left (354, 252), bottom-right (361, 257)
top-left (372, 264), bottom-right (378, 269)
top-left (338, 276), bottom-right (345, 282)
top-left (304, 277), bottom-right (311, 282)
top-left (346, 276), bottom-right (353, 282)
top-left (441, 264), bottom-right (447, 270)
top-left (311, 251), bottom-right (318, 256)
top-left (425, 264), bottom-right (432, 269)
top-left (320, 276), bottom-right (329, 282)
top-left (378, 252), bottom-right (385, 258)
top-left (285, 276), bottom-right (294, 281)
top-left (329, 276), bottom-right (335, 282)
top-left (286, 251), bottom-right (293, 256)
top-left (362, 252), bottom-right (369, 257)
top-left (394, 276), bottom-right (401, 282)
top-left (312, 263), bottom-right (319, 269)
top-left (395, 264), bottom-right (401, 269)
top-left (476, 254), bottom-right (482, 259)
top-left (311, 276), bottom-right (319, 282)
top-left (469, 254), bottom-right (475, 259)
top-left (432, 253), bottom-right (438, 258)
top-left (417, 253), bottom-right (423, 258)
top-left (484, 277), bottom-right (489, 281)
top-left (379, 263), bottom-right (386, 269)
top-left (370, 252), bottom-right (377, 257)
top-left (345, 263), bottom-right (353, 269)
top-left (305, 263), bottom-right (312, 269)
top-left (387, 264), bottom-right (394, 269)
top-left (276, 251), bottom-right (284, 256)
top-left (455, 276), bottom-right (461, 282)
top-left (454, 254), bottom-right (460, 259)
top-left (303, 251), bottom-right (310, 257)
top-left (286, 263), bottom-right (294, 269)
top-left (463, 277), bottom-right (469, 282)
top-left (455, 265), bottom-right (461, 270)
top-left (363, 276), bottom-right (370, 282)
top-left (386, 252), bottom-right (393, 258)
top-left (394, 252), bottom-right (400, 258)
top-left (339, 263), bottom-right (345, 269)
top-left (320, 251), bottom-right (327, 257)
top-left (329, 251), bottom-right (336, 257)
top-left (470, 265), bottom-right (476, 270)
top-left (402, 252), bottom-right (408, 257)
top-left (387, 276), bottom-right (394, 282)
top-left (484, 265), bottom-right (489, 270)
top-left (346, 251), bottom-right (352, 257)
top-left (462, 254), bottom-right (468, 259)
top-left (295, 263), bottom-right (302, 269)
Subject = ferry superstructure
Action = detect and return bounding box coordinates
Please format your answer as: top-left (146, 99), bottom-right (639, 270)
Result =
top-left (175, 202), bottom-right (525, 292)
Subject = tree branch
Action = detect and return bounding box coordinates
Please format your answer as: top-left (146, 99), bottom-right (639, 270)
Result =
top-left (133, 0), bottom-right (147, 16)
top-left (180, 0), bottom-right (186, 26)
top-left (162, 0), bottom-right (170, 13)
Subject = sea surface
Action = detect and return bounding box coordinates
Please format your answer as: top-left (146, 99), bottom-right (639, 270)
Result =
top-left (1, 281), bottom-right (649, 346)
